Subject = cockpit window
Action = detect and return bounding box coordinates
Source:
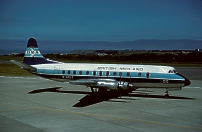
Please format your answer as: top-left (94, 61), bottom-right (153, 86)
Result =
top-left (169, 70), bottom-right (176, 73)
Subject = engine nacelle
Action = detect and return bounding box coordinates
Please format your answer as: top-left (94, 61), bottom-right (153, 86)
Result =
top-left (96, 81), bottom-right (133, 90)
top-left (96, 81), bottom-right (119, 90)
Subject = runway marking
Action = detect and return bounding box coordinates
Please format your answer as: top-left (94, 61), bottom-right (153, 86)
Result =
top-left (186, 86), bottom-right (202, 89)
top-left (1, 102), bottom-right (202, 131)
top-left (0, 76), bottom-right (46, 80)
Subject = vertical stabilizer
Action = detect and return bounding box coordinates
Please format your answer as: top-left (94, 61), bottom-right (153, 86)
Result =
top-left (23, 38), bottom-right (59, 65)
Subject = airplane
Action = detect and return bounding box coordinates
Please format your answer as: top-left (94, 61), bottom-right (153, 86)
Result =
top-left (11, 38), bottom-right (191, 98)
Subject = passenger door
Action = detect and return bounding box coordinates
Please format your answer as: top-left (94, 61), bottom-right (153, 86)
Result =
top-left (53, 66), bottom-right (60, 79)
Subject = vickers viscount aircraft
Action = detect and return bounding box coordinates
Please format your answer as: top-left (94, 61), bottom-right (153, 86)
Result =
top-left (11, 38), bottom-right (190, 98)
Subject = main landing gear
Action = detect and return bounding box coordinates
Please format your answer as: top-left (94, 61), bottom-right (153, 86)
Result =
top-left (90, 87), bottom-right (95, 92)
top-left (90, 87), bottom-right (106, 93)
top-left (89, 87), bottom-right (122, 97)
top-left (90, 87), bottom-right (100, 92)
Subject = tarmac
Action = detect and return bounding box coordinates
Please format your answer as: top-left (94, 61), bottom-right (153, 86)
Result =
top-left (0, 67), bottom-right (202, 132)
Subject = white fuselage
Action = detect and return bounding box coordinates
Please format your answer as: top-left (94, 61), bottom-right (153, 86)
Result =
top-left (33, 63), bottom-right (186, 89)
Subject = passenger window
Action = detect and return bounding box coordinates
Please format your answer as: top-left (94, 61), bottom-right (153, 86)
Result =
top-left (79, 71), bottom-right (82, 75)
top-left (86, 71), bottom-right (89, 75)
top-left (106, 71), bottom-right (109, 76)
top-left (126, 72), bottom-right (130, 77)
top-left (113, 72), bottom-right (117, 76)
top-left (73, 70), bottom-right (76, 75)
top-left (93, 71), bottom-right (96, 76)
top-left (68, 70), bottom-right (70, 74)
top-left (138, 72), bottom-right (142, 77)
top-left (119, 72), bottom-right (122, 76)
top-left (62, 70), bottom-right (65, 74)
top-left (146, 72), bottom-right (150, 78)
top-left (99, 71), bottom-right (102, 76)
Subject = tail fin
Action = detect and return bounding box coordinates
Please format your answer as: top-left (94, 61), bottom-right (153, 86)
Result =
top-left (23, 38), bottom-right (60, 65)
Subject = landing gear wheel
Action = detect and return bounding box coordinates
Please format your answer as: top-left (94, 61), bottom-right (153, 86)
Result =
top-left (90, 87), bottom-right (95, 92)
top-left (164, 94), bottom-right (169, 98)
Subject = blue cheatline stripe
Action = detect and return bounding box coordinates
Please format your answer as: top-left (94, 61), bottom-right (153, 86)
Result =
top-left (35, 73), bottom-right (185, 84)
top-left (36, 69), bottom-right (184, 80)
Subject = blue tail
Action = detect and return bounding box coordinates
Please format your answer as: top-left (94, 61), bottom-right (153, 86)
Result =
top-left (23, 38), bottom-right (59, 65)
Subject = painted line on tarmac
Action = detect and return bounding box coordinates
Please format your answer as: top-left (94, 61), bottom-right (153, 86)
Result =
top-left (186, 86), bottom-right (202, 89)
top-left (0, 76), bottom-right (44, 80)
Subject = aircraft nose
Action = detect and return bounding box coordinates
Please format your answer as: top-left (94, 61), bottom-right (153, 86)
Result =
top-left (176, 73), bottom-right (191, 86)
top-left (185, 78), bottom-right (191, 86)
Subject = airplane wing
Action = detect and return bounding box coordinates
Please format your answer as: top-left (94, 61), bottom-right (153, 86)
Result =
top-left (10, 60), bottom-right (36, 73)
top-left (69, 78), bottom-right (119, 90)
top-left (69, 79), bottom-right (97, 85)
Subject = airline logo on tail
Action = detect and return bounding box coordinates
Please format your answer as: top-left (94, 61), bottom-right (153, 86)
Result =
top-left (26, 48), bottom-right (40, 55)
top-left (25, 48), bottom-right (42, 57)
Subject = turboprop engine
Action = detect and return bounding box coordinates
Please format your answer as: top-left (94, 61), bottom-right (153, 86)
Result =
top-left (69, 79), bottom-right (134, 91)
top-left (96, 81), bottom-right (133, 90)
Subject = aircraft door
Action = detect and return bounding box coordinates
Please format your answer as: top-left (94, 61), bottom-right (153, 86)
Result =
top-left (53, 66), bottom-right (60, 79)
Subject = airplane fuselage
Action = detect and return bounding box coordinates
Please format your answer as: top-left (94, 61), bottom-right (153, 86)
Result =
top-left (33, 63), bottom-right (189, 89)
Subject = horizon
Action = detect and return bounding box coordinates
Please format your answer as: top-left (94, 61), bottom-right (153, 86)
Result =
top-left (0, 39), bottom-right (201, 55)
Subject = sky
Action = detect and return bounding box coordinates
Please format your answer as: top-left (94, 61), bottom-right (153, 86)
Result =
top-left (0, 0), bottom-right (202, 41)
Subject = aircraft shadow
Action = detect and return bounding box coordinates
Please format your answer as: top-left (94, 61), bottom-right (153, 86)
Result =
top-left (73, 92), bottom-right (127, 107)
top-left (28, 87), bottom-right (195, 107)
top-left (28, 87), bottom-right (125, 107)
top-left (128, 93), bottom-right (195, 100)
top-left (28, 87), bottom-right (91, 95)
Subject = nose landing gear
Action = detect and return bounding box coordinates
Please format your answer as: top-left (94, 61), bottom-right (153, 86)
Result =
top-left (165, 89), bottom-right (169, 98)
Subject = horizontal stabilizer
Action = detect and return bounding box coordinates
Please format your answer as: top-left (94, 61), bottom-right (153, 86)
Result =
top-left (10, 60), bottom-right (36, 73)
